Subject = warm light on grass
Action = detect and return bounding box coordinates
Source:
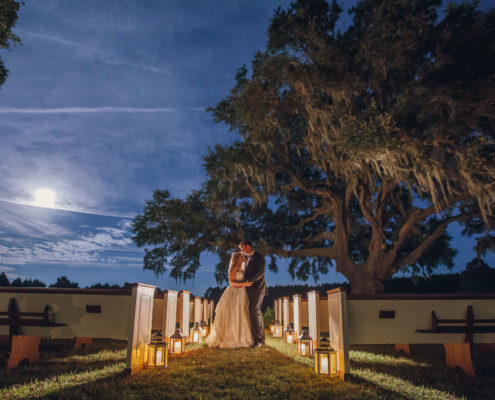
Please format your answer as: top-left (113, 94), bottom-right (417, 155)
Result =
top-left (350, 349), bottom-right (432, 368)
top-left (0, 338), bottom-right (493, 399)
top-left (2, 362), bottom-right (124, 399)
top-left (266, 337), bottom-right (493, 400)
top-left (351, 367), bottom-right (459, 400)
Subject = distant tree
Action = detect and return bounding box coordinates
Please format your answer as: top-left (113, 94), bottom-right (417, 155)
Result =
top-left (459, 257), bottom-right (495, 293)
top-left (10, 277), bottom-right (22, 287)
top-left (88, 283), bottom-right (122, 289)
top-left (262, 307), bottom-right (275, 327)
top-left (464, 257), bottom-right (491, 274)
top-left (0, 0), bottom-right (22, 87)
top-left (21, 278), bottom-right (46, 287)
top-left (203, 286), bottom-right (227, 305)
top-left (384, 273), bottom-right (460, 293)
top-left (50, 276), bottom-right (79, 288)
top-left (133, 0), bottom-right (495, 294)
top-left (0, 271), bottom-right (9, 286)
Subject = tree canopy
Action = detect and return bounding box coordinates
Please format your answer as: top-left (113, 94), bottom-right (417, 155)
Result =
top-left (0, 0), bottom-right (21, 87)
top-left (50, 276), bottom-right (79, 289)
top-left (133, 0), bottom-right (495, 293)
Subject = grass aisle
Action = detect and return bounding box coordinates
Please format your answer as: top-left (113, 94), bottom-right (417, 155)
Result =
top-left (1, 338), bottom-right (494, 399)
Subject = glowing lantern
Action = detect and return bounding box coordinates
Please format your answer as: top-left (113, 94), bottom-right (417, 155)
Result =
top-left (190, 322), bottom-right (202, 343)
top-left (273, 320), bottom-right (283, 337)
top-left (298, 330), bottom-right (313, 356)
top-left (314, 337), bottom-right (337, 376)
top-left (147, 330), bottom-right (168, 368)
top-left (284, 324), bottom-right (296, 344)
top-left (170, 329), bottom-right (186, 354)
top-left (200, 320), bottom-right (209, 337)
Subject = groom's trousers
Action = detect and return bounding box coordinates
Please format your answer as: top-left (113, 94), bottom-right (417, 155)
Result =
top-left (248, 293), bottom-right (265, 344)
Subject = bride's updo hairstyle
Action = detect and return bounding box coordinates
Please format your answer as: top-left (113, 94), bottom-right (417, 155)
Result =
top-left (229, 251), bottom-right (244, 271)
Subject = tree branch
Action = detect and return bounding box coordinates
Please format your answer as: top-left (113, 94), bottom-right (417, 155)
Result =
top-left (392, 194), bottom-right (469, 253)
top-left (257, 243), bottom-right (338, 259)
top-left (302, 231), bottom-right (336, 243)
top-left (394, 212), bottom-right (480, 273)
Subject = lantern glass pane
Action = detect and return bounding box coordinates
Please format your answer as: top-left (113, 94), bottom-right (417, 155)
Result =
top-left (299, 341), bottom-right (312, 356)
top-left (156, 346), bottom-right (164, 366)
top-left (171, 339), bottom-right (182, 354)
top-left (331, 352), bottom-right (337, 376)
top-left (148, 345), bottom-right (156, 366)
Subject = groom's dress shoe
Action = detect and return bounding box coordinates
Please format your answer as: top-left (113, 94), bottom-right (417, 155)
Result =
top-left (251, 342), bottom-right (262, 348)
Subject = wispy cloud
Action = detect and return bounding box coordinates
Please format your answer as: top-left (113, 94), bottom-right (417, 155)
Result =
top-left (19, 30), bottom-right (173, 75)
top-left (0, 107), bottom-right (175, 115)
top-left (0, 199), bottom-right (135, 218)
top-left (0, 217), bottom-right (139, 267)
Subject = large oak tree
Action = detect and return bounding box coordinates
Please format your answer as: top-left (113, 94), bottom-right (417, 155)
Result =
top-left (133, 0), bottom-right (495, 294)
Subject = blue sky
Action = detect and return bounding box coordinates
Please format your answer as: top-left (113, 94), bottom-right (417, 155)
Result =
top-left (0, 0), bottom-right (493, 296)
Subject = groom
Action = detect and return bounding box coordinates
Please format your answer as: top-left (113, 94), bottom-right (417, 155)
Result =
top-left (239, 240), bottom-right (267, 348)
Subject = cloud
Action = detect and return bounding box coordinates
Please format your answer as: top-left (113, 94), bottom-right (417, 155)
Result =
top-left (19, 30), bottom-right (173, 74)
top-left (0, 107), bottom-right (175, 115)
top-left (0, 216), bottom-right (140, 267)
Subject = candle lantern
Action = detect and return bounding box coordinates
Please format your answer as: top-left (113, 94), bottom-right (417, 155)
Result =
top-left (273, 320), bottom-right (283, 337)
top-left (314, 336), bottom-right (337, 376)
top-left (268, 320), bottom-right (275, 334)
top-left (169, 329), bottom-right (186, 354)
top-left (147, 330), bottom-right (168, 368)
top-left (284, 324), bottom-right (296, 344)
top-left (190, 322), bottom-right (202, 343)
top-left (200, 320), bottom-right (209, 337)
top-left (298, 330), bottom-right (313, 356)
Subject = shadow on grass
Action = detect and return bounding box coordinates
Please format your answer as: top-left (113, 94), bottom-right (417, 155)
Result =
top-left (0, 339), bottom-right (126, 391)
top-left (39, 338), bottom-right (126, 356)
top-left (350, 345), bottom-right (495, 400)
top-left (36, 371), bottom-right (129, 400)
top-left (0, 358), bottom-right (125, 390)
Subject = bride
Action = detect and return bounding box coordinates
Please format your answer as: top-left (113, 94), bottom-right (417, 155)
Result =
top-left (205, 251), bottom-right (254, 348)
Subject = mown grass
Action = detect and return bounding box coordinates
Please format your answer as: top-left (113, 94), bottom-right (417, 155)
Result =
top-left (0, 337), bottom-right (493, 399)
top-left (268, 337), bottom-right (495, 400)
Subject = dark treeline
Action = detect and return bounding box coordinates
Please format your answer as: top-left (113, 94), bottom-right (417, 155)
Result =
top-left (205, 259), bottom-right (495, 311)
top-left (0, 273), bottom-right (134, 290)
top-left (0, 273), bottom-right (202, 296)
top-left (2, 259), bottom-right (493, 306)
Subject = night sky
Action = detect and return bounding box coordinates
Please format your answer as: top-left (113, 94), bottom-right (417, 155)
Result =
top-left (0, 0), bottom-right (493, 296)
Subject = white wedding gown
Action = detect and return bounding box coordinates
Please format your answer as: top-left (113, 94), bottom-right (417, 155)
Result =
top-left (205, 269), bottom-right (253, 348)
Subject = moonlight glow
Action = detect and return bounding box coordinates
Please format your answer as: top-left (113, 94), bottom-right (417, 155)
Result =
top-left (33, 188), bottom-right (57, 208)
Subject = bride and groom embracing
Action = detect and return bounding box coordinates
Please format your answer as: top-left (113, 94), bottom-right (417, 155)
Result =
top-left (206, 240), bottom-right (267, 349)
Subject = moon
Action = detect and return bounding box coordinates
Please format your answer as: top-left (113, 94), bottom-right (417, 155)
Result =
top-left (33, 188), bottom-right (57, 208)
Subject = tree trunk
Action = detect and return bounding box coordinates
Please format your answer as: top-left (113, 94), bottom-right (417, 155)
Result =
top-left (346, 268), bottom-right (385, 295)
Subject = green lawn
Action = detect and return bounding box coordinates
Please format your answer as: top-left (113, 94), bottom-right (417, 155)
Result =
top-left (0, 337), bottom-right (493, 399)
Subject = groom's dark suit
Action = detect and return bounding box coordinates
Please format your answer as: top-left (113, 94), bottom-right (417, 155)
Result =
top-left (244, 251), bottom-right (267, 345)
